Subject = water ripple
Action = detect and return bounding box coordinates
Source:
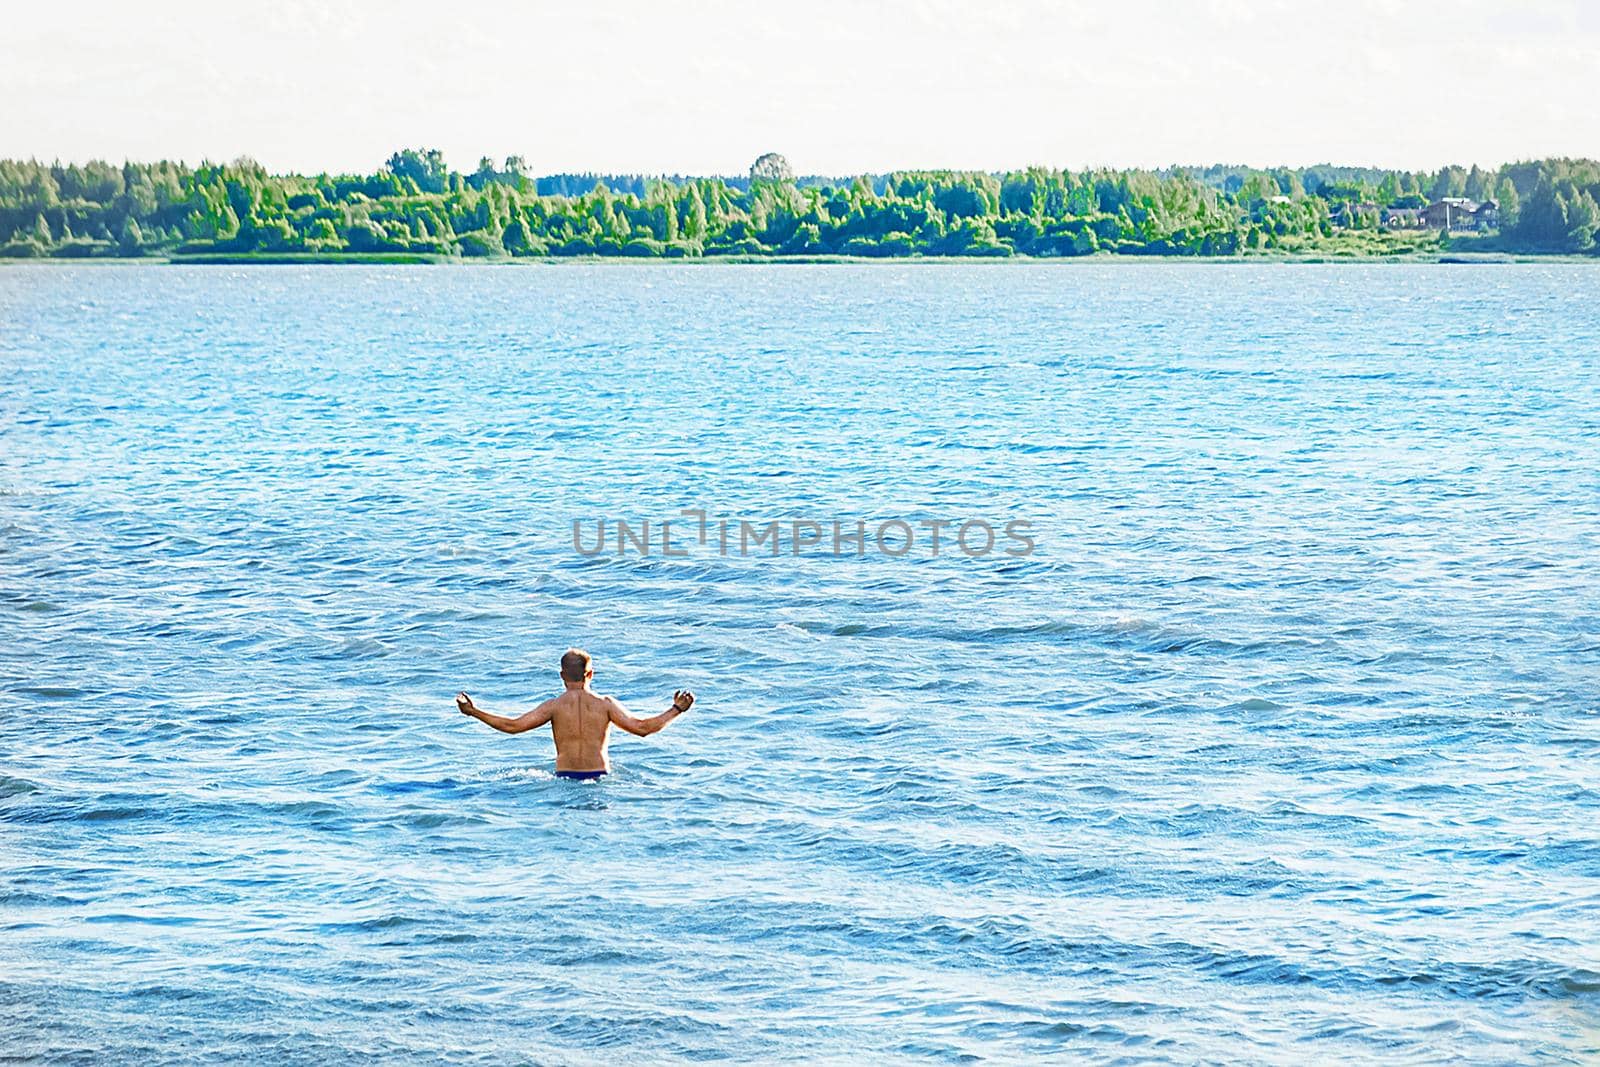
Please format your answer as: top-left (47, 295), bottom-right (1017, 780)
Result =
top-left (2, 263), bottom-right (1598, 1062)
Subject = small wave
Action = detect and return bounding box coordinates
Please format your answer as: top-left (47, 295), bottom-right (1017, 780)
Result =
top-left (83, 912), bottom-right (204, 927)
top-left (7, 685), bottom-right (86, 698)
top-left (387, 810), bottom-right (492, 829)
top-left (1223, 697), bottom-right (1286, 713)
top-left (0, 775), bottom-right (40, 799)
top-left (315, 914), bottom-right (425, 934)
top-left (74, 806), bottom-right (152, 823)
top-left (7, 599), bottom-right (64, 613)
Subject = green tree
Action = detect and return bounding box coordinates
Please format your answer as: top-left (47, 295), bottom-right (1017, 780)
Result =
top-left (1566, 190), bottom-right (1599, 251)
top-left (684, 187), bottom-right (707, 240)
top-left (458, 229), bottom-right (504, 257)
top-left (307, 218), bottom-right (339, 248)
top-left (386, 148), bottom-right (449, 194)
top-left (749, 152), bottom-right (793, 183)
top-left (934, 183), bottom-right (986, 219)
top-left (117, 217), bottom-right (144, 256)
top-left (503, 217), bottom-right (536, 255)
top-left (1495, 176), bottom-right (1520, 228)
top-left (1464, 164), bottom-right (1491, 200)
top-left (1430, 165), bottom-right (1468, 200)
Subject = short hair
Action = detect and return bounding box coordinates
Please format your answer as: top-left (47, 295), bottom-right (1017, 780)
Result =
top-left (560, 648), bottom-right (592, 682)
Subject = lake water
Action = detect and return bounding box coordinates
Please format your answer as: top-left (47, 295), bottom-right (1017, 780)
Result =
top-left (2, 263), bottom-right (1598, 1063)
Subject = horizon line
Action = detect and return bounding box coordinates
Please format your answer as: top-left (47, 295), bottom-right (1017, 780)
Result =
top-left (6, 152), bottom-right (1596, 178)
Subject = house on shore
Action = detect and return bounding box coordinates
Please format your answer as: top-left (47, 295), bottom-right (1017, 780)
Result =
top-left (1329, 201), bottom-right (1379, 228)
top-left (1421, 198), bottom-right (1498, 231)
top-left (1382, 207), bottom-right (1424, 229)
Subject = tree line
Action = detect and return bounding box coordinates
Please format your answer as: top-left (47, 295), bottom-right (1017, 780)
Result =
top-left (1, 151), bottom-right (1596, 259)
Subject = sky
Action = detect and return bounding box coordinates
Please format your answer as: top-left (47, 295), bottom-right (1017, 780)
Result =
top-left (4, 0), bottom-right (1598, 176)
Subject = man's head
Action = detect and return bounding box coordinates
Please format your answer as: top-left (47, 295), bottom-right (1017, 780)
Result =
top-left (560, 648), bottom-right (593, 685)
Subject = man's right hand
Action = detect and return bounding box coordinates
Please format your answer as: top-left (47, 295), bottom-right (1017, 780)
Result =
top-left (456, 692), bottom-right (479, 715)
top-left (673, 690), bottom-right (695, 712)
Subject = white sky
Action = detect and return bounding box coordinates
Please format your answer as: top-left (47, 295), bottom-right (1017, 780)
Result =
top-left (4, 0), bottom-right (1597, 176)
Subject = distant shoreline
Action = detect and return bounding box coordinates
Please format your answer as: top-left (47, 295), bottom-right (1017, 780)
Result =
top-left (9, 156), bottom-right (1596, 262)
top-left (4, 251), bottom-right (1593, 266)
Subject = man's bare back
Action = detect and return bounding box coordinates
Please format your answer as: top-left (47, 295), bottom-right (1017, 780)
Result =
top-left (456, 648), bottom-right (693, 778)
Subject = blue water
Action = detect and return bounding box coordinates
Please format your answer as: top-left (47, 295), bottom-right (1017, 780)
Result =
top-left (3, 263), bottom-right (1598, 1063)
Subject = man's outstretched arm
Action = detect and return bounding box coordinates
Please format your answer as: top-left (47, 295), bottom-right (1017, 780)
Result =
top-left (607, 690), bottom-right (695, 737)
top-left (456, 692), bottom-right (555, 734)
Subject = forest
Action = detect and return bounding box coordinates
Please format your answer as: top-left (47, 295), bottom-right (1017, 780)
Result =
top-left (1, 150), bottom-right (1597, 260)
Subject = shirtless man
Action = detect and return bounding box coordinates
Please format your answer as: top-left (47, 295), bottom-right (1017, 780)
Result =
top-left (455, 648), bottom-right (693, 780)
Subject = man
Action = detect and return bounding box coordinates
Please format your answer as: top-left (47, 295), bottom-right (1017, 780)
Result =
top-left (455, 648), bottom-right (694, 780)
